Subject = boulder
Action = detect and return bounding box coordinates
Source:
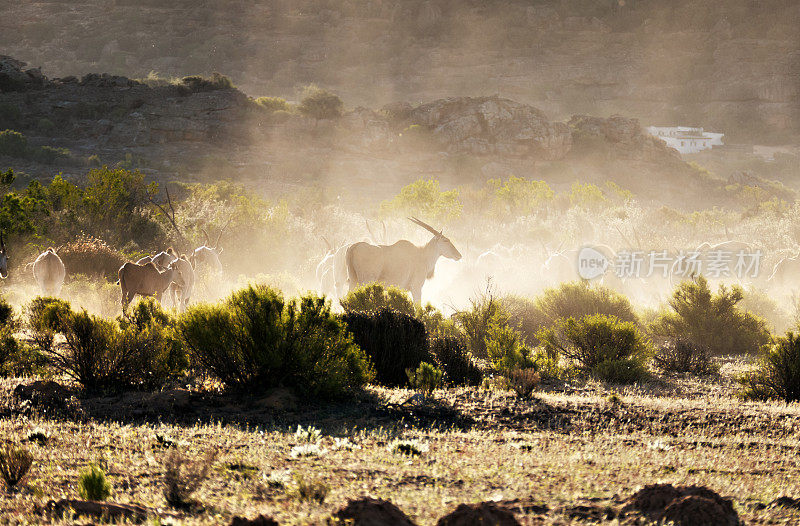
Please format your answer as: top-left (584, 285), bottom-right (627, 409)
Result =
top-left (230, 514), bottom-right (279, 526)
top-left (331, 497), bottom-right (417, 526)
top-left (406, 96), bottom-right (571, 160)
top-left (622, 484), bottom-right (739, 525)
top-left (436, 502), bottom-right (520, 526)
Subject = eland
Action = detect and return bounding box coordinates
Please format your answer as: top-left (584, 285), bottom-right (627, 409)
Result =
top-left (118, 259), bottom-right (180, 311)
top-left (32, 248), bottom-right (66, 296)
top-left (345, 217), bottom-right (461, 303)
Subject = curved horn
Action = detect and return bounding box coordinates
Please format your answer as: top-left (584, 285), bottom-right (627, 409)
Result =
top-left (322, 236), bottom-right (332, 252)
top-left (408, 216), bottom-right (441, 236)
top-left (201, 228), bottom-right (211, 247)
top-left (365, 220), bottom-right (376, 242)
top-left (215, 213), bottom-right (234, 249)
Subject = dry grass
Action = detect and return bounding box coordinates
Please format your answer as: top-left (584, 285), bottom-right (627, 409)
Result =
top-left (0, 364), bottom-right (799, 524)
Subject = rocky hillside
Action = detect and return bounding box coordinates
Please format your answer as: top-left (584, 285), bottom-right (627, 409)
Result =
top-left (2, 0), bottom-right (798, 143)
top-left (0, 56), bottom-right (763, 209)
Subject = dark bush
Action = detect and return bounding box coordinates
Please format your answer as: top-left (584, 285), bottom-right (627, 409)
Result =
top-left (179, 285), bottom-right (373, 398)
top-left (738, 331), bottom-right (800, 402)
top-left (342, 307), bottom-right (430, 387)
top-left (181, 72), bottom-right (234, 91)
top-left (431, 337), bottom-right (482, 386)
top-left (539, 314), bottom-right (651, 383)
top-left (653, 338), bottom-right (717, 375)
top-left (650, 276), bottom-right (769, 355)
top-left (32, 145), bottom-right (70, 164)
top-left (0, 129), bottom-right (28, 157)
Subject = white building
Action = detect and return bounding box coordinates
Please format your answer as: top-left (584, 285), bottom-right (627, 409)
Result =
top-left (646, 126), bottom-right (724, 154)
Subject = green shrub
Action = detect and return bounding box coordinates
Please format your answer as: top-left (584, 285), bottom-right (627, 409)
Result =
top-left (650, 276), bottom-right (770, 355)
top-left (431, 337), bottom-right (482, 386)
top-left (45, 304), bottom-right (182, 394)
top-left (78, 463), bottom-right (111, 501)
top-left (738, 331), bottom-right (800, 402)
top-left (453, 288), bottom-right (508, 359)
top-left (504, 282), bottom-right (639, 346)
top-left (298, 84), bottom-right (343, 120)
top-left (341, 283), bottom-right (416, 317)
top-left (26, 297), bottom-right (72, 354)
top-left (179, 285), bottom-right (373, 398)
top-left (653, 338), bottom-right (717, 375)
top-left (539, 314), bottom-right (650, 383)
top-left (0, 129), bottom-right (28, 157)
top-left (406, 362), bottom-right (443, 395)
top-left (486, 319), bottom-right (535, 375)
top-left (118, 298), bottom-right (187, 379)
top-left (341, 307), bottom-right (429, 387)
top-left (0, 445), bottom-right (33, 490)
top-left (255, 96), bottom-right (291, 113)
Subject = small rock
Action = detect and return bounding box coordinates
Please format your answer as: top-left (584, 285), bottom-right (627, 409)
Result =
top-left (230, 514), bottom-right (279, 526)
top-left (662, 495), bottom-right (739, 526)
top-left (436, 502), bottom-right (520, 526)
top-left (331, 497), bottom-right (417, 526)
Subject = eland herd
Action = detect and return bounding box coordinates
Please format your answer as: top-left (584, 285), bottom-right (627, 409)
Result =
top-left (3, 213), bottom-right (800, 314)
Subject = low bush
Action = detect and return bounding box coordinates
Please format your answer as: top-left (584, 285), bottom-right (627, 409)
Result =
top-left (45, 301), bottom-right (184, 394)
top-left (0, 297), bottom-right (42, 377)
top-left (292, 474), bottom-right (329, 503)
top-left (485, 319), bottom-right (535, 375)
top-left (406, 362), bottom-right (443, 395)
top-left (650, 276), bottom-right (770, 355)
top-left (503, 282), bottom-right (639, 346)
top-left (340, 283), bottom-right (416, 317)
top-left (0, 129), bottom-right (28, 157)
top-left (653, 338), bottom-right (717, 375)
top-left (26, 297), bottom-right (72, 354)
top-left (0, 445), bottom-right (33, 490)
top-left (78, 463), bottom-right (111, 501)
top-left (453, 288), bottom-right (508, 359)
top-left (738, 331), bottom-right (800, 402)
top-left (341, 307), bottom-right (429, 387)
top-left (179, 285), bottom-right (373, 398)
top-left (163, 449), bottom-right (214, 508)
top-left (539, 314), bottom-right (650, 383)
top-left (430, 337), bottom-right (482, 386)
top-left (507, 368), bottom-right (540, 398)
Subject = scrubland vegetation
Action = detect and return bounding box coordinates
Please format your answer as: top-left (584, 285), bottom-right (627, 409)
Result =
top-left (0, 155), bottom-right (799, 523)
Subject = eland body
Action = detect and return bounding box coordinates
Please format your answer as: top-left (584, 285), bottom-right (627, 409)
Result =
top-left (345, 217), bottom-right (461, 303)
top-left (118, 260), bottom-right (179, 311)
top-left (33, 248), bottom-right (65, 296)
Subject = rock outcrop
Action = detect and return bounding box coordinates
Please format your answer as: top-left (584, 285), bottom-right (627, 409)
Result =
top-left (406, 96), bottom-right (572, 160)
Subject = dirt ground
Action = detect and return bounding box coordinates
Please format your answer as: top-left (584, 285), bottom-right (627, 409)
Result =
top-left (1, 359), bottom-right (800, 525)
